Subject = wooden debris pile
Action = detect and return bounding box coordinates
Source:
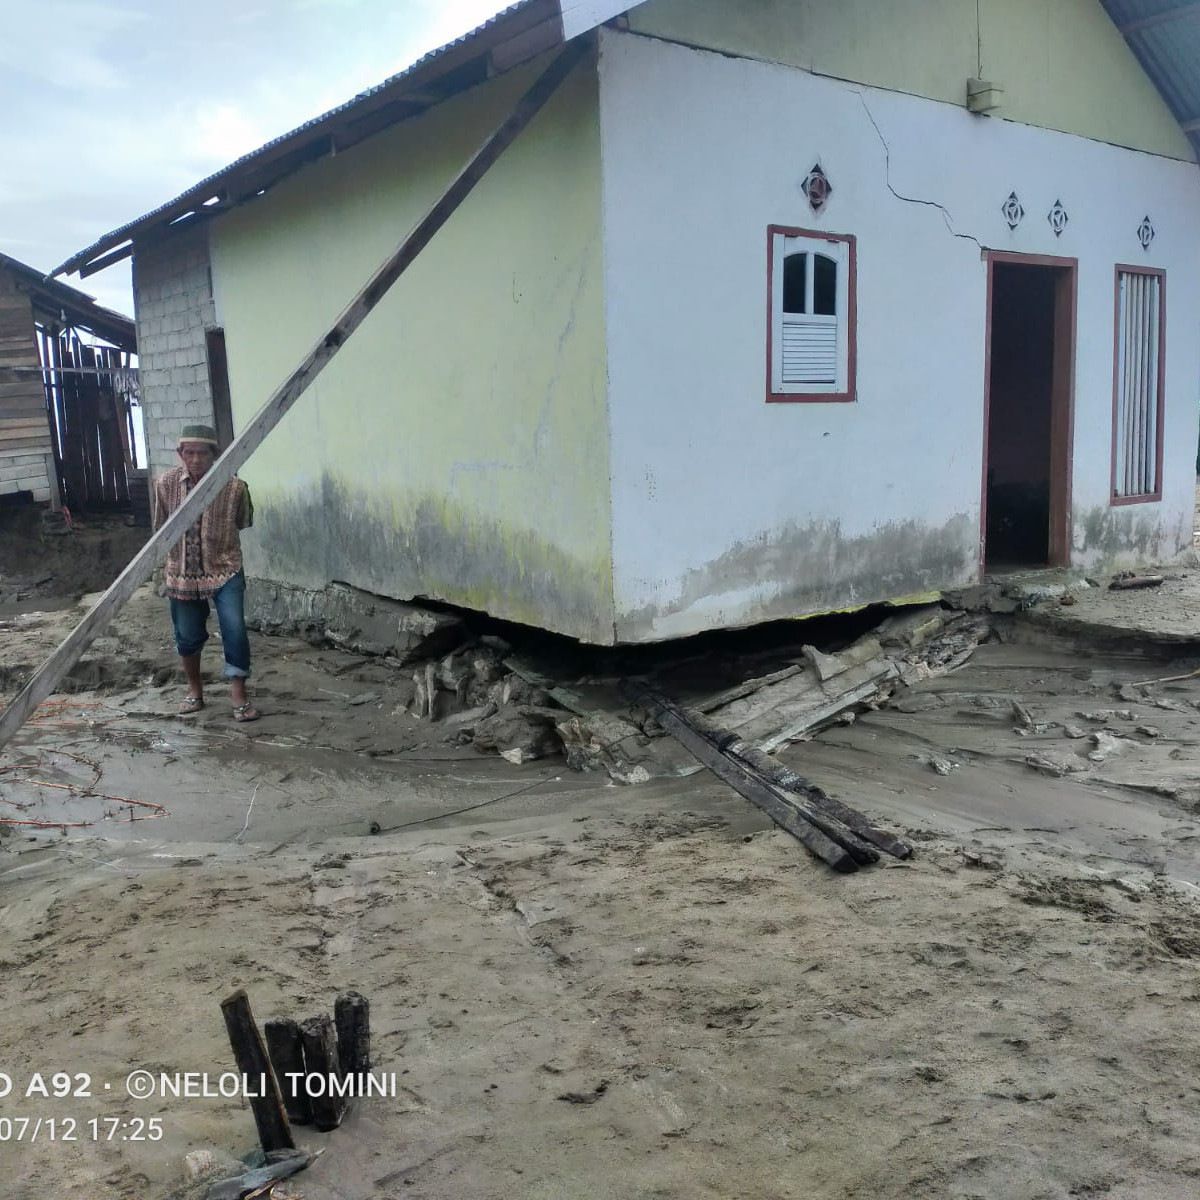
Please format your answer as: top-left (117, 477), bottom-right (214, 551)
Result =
top-left (350, 605), bottom-right (992, 786)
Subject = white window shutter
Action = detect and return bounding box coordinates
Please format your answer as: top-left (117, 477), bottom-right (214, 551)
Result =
top-left (781, 316), bottom-right (838, 384)
top-left (1114, 270), bottom-right (1161, 498)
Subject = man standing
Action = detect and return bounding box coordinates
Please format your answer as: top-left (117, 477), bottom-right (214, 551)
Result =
top-left (153, 424), bottom-right (259, 721)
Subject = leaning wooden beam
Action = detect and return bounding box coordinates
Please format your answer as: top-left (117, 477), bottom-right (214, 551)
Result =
top-left (0, 43), bottom-right (586, 756)
top-left (642, 691), bottom-right (861, 873)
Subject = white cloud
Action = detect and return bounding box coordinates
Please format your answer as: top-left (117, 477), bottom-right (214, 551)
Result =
top-left (0, 0), bottom-right (511, 312)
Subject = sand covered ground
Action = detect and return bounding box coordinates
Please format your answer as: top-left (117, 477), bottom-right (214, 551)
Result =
top-left (5, 560), bottom-right (1200, 1198)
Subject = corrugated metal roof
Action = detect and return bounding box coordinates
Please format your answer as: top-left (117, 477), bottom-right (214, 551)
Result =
top-left (57, 1), bottom-right (1197, 278)
top-left (1099, 0), bottom-right (1200, 158)
top-left (54, 0), bottom-right (562, 278)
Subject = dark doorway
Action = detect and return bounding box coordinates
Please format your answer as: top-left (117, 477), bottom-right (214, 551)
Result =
top-left (983, 255), bottom-right (1076, 570)
top-left (206, 328), bottom-right (235, 450)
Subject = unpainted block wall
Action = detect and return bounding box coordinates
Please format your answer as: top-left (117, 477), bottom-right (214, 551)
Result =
top-left (132, 227), bottom-right (217, 477)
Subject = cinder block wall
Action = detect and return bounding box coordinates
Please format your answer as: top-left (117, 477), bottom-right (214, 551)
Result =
top-left (132, 227), bottom-right (217, 477)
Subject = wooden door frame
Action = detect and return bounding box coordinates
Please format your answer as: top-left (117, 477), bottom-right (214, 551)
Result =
top-left (980, 251), bottom-right (1078, 574)
top-left (205, 328), bottom-right (235, 450)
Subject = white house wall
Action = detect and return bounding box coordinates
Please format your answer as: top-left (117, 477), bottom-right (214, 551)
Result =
top-left (598, 29), bottom-right (1200, 642)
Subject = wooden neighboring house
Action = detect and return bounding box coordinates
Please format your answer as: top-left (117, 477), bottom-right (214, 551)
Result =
top-left (0, 252), bottom-right (138, 511)
top-left (53, 0), bottom-right (1200, 644)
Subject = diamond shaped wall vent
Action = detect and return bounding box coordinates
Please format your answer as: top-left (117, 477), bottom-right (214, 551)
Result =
top-left (801, 164), bottom-right (832, 214)
top-left (1001, 192), bottom-right (1024, 231)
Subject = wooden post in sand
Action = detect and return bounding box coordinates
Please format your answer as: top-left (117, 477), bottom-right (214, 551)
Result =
top-left (300, 1014), bottom-right (346, 1131)
top-left (264, 1017), bottom-right (313, 1126)
top-left (221, 989), bottom-right (295, 1153)
top-left (334, 991), bottom-right (371, 1078)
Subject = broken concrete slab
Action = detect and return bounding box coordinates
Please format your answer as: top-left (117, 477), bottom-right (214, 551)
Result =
top-left (248, 578), bottom-right (464, 664)
top-left (472, 705), bottom-right (560, 764)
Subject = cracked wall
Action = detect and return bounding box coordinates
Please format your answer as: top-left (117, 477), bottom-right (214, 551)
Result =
top-left (625, 0), bottom-right (1192, 160)
top-left (597, 29), bottom-right (1200, 641)
top-left (208, 53), bottom-right (614, 644)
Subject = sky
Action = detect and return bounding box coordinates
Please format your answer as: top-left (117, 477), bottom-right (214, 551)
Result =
top-left (1, 0), bottom-right (509, 317)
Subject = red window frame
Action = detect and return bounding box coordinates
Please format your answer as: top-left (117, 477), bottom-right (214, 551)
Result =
top-left (1110, 264), bottom-right (1166, 506)
top-left (766, 225), bottom-right (857, 404)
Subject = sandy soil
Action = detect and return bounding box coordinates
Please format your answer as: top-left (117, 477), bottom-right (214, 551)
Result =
top-left (6, 571), bottom-right (1200, 1197)
top-left (0, 506), bottom-right (148, 610)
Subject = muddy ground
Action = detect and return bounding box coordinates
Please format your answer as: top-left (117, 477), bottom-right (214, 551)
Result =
top-left (0, 506), bottom-right (147, 611)
top-left (5, 524), bottom-right (1200, 1198)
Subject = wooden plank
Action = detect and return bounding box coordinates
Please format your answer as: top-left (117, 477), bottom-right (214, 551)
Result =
top-left (693, 663), bottom-right (806, 713)
top-left (220, 990), bottom-right (295, 1153)
top-left (0, 381), bottom-right (48, 400)
top-left (722, 739), bottom-right (912, 860)
top-left (0, 44), bottom-right (585, 755)
top-left (655, 683), bottom-right (912, 861)
top-left (757, 670), bottom-right (897, 753)
top-left (0, 418), bottom-right (52, 435)
top-left (640, 690), bottom-right (860, 873)
top-left (0, 399), bottom-right (52, 417)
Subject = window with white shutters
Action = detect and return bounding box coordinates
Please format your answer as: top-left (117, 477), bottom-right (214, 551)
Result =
top-left (768, 227), bottom-right (855, 402)
top-left (1112, 267), bottom-right (1165, 502)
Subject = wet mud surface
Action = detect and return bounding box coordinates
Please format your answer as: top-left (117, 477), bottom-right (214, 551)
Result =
top-left (7, 580), bottom-right (1200, 1197)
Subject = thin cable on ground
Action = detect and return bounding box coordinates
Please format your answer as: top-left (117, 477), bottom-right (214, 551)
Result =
top-left (378, 772), bottom-right (563, 833)
top-left (234, 783), bottom-right (260, 843)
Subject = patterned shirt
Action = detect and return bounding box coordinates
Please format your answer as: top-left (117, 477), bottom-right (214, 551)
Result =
top-left (153, 466), bottom-right (253, 600)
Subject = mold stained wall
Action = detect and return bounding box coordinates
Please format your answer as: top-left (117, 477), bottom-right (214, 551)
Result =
top-left (597, 28), bottom-right (1200, 642)
top-left (208, 54), bottom-right (614, 644)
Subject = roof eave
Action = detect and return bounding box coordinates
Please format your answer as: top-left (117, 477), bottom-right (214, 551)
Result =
top-left (54, 0), bottom-right (569, 279)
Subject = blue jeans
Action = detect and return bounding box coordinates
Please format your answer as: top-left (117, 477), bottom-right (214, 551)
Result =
top-left (169, 571), bottom-right (251, 678)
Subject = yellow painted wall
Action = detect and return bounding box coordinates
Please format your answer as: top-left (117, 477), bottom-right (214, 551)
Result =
top-left (628, 0), bottom-right (1193, 160)
top-left (209, 53), bottom-right (614, 642)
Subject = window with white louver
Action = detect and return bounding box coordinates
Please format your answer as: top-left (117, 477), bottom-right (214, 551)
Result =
top-left (1112, 267), bottom-right (1164, 501)
top-left (768, 228), bottom-right (854, 400)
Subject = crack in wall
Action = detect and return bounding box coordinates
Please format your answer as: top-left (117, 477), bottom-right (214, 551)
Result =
top-left (856, 92), bottom-right (983, 251)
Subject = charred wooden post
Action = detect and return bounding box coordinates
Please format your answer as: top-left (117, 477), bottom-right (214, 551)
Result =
top-left (334, 991), bottom-right (371, 1079)
top-left (727, 739), bottom-right (913, 860)
top-left (301, 1014), bottom-right (347, 1131)
top-left (643, 686), bottom-right (910, 861)
top-left (643, 692), bottom-right (859, 873)
top-left (220, 990), bottom-right (295, 1153)
top-left (264, 1017), bottom-right (313, 1126)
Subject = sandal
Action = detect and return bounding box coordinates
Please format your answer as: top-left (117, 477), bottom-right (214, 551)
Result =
top-left (178, 695), bottom-right (205, 715)
top-left (233, 703), bottom-right (260, 723)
